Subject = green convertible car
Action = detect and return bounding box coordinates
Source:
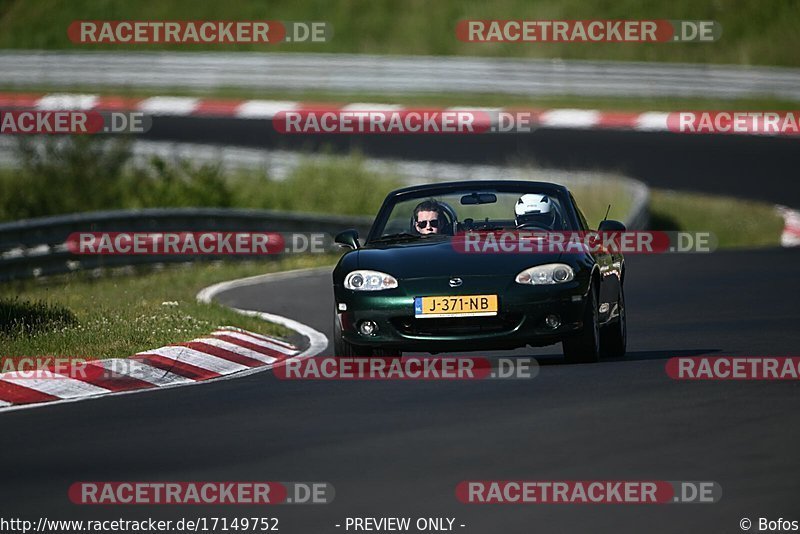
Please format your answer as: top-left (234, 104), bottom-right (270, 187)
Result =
top-left (332, 180), bottom-right (626, 363)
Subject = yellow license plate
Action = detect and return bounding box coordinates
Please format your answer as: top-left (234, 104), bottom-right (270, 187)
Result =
top-left (414, 295), bottom-right (498, 318)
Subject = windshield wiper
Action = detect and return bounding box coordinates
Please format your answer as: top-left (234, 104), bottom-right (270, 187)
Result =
top-left (370, 232), bottom-right (421, 243)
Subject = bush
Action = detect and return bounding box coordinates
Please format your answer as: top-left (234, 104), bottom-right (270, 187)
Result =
top-left (1, 136), bottom-right (132, 220)
top-left (231, 155), bottom-right (401, 215)
top-left (0, 137), bottom-right (235, 221)
top-left (0, 138), bottom-right (400, 221)
top-left (124, 157), bottom-right (234, 208)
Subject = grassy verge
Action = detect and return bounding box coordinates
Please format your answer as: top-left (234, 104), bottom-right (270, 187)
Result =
top-left (0, 254), bottom-right (338, 361)
top-left (0, 0), bottom-right (797, 67)
top-left (1, 297), bottom-right (77, 336)
top-left (228, 157), bottom-right (402, 216)
top-left (2, 84), bottom-right (796, 113)
top-left (649, 189), bottom-right (784, 248)
top-left (0, 138), bottom-right (403, 222)
top-left (569, 179), bottom-right (633, 226)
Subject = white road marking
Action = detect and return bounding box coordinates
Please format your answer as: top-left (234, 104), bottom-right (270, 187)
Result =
top-left (539, 109), bottom-right (600, 128)
top-left (138, 96), bottom-right (199, 115)
top-left (37, 93), bottom-right (98, 110)
top-left (236, 100), bottom-right (298, 118)
top-left (635, 112), bottom-right (670, 131)
top-left (197, 268), bottom-right (330, 362)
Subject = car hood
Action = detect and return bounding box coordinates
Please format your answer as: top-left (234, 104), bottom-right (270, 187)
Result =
top-left (356, 237), bottom-right (565, 278)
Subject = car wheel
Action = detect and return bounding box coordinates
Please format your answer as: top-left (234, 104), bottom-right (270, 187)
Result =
top-left (562, 285), bottom-right (600, 364)
top-left (333, 316), bottom-right (373, 357)
top-left (600, 284), bottom-right (627, 359)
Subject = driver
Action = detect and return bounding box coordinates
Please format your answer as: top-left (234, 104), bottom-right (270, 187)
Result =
top-left (413, 200), bottom-right (444, 235)
top-left (515, 194), bottom-right (556, 229)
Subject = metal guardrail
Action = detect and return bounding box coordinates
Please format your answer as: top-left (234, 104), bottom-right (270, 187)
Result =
top-left (2, 51), bottom-right (799, 100)
top-left (0, 208), bottom-right (373, 282)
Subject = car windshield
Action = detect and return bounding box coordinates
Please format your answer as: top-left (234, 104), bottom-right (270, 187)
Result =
top-left (374, 188), bottom-right (573, 239)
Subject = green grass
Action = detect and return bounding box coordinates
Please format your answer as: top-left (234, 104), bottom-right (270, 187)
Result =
top-left (0, 138), bottom-right (402, 222)
top-left (0, 254), bottom-right (338, 361)
top-left (0, 0), bottom-right (798, 66)
top-left (568, 179), bottom-right (632, 226)
top-left (649, 189), bottom-right (784, 248)
top-left (1, 296), bottom-right (77, 336)
top-left (228, 157), bottom-right (402, 216)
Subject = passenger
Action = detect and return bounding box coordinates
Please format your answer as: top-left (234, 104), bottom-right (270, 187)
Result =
top-left (514, 194), bottom-right (557, 229)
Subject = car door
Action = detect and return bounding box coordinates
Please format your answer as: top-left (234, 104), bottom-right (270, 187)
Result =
top-left (569, 193), bottom-right (621, 325)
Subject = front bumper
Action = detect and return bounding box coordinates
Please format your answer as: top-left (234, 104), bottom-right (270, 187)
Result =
top-left (334, 278), bottom-right (590, 353)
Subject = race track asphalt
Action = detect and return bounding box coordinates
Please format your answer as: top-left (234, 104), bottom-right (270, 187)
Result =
top-left (2, 248), bottom-right (799, 533)
top-left (1, 114), bottom-right (798, 533)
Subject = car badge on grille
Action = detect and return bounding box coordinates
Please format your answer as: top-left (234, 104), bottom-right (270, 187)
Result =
top-left (449, 277), bottom-right (463, 287)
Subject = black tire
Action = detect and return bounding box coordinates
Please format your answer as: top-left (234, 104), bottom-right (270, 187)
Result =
top-left (600, 283), bottom-right (627, 359)
top-left (333, 316), bottom-right (373, 357)
top-left (562, 285), bottom-right (600, 364)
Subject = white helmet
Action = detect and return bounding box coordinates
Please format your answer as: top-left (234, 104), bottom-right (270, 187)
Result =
top-left (515, 194), bottom-right (555, 228)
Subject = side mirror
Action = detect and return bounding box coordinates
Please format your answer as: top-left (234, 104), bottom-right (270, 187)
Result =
top-left (334, 229), bottom-right (360, 250)
top-left (598, 220), bottom-right (626, 232)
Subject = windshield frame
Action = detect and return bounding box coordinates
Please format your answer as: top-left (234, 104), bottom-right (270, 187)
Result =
top-left (365, 181), bottom-right (580, 244)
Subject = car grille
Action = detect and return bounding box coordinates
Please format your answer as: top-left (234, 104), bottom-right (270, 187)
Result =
top-left (390, 313), bottom-right (523, 337)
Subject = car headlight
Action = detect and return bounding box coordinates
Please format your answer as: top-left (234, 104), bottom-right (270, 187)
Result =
top-left (515, 263), bottom-right (575, 285)
top-left (344, 270), bottom-right (399, 291)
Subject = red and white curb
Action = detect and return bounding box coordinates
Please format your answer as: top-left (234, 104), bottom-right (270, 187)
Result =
top-left (0, 268), bottom-right (331, 413)
top-left (0, 91), bottom-right (794, 136)
top-left (778, 206), bottom-right (800, 247)
top-left (0, 327), bottom-right (300, 411)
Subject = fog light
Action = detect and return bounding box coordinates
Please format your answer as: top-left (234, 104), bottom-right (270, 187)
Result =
top-left (545, 314), bottom-right (561, 329)
top-left (359, 320), bottom-right (378, 336)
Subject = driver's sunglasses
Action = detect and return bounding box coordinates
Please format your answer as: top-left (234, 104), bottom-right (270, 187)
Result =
top-left (416, 219), bottom-right (440, 229)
